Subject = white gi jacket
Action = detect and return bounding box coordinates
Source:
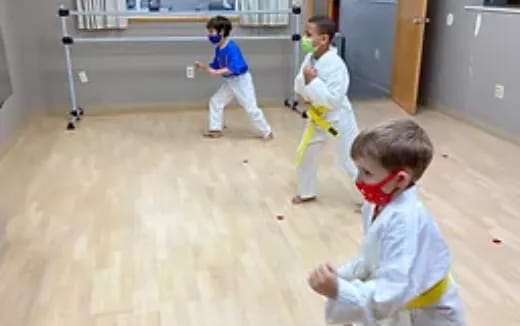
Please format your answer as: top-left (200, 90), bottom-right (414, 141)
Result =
top-left (294, 47), bottom-right (354, 122)
top-left (325, 186), bottom-right (465, 326)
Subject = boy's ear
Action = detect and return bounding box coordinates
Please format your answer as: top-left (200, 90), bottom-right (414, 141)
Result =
top-left (321, 34), bottom-right (331, 45)
top-left (396, 170), bottom-right (413, 188)
top-left (319, 34), bottom-right (326, 43)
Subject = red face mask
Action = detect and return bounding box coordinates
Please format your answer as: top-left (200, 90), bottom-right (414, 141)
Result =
top-left (355, 171), bottom-right (401, 205)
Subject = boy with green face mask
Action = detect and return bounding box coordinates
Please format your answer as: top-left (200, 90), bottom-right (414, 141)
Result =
top-left (292, 15), bottom-right (361, 206)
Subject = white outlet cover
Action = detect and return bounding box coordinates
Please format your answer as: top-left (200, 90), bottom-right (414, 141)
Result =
top-left (186, 66), bottom-right (195, 79)
top-left (78, 71), bottom-right (88, 83)
top-left (495, 84), bottom-right (505, 99)
top-left (446, 13), bottom-right (454, 26)
top-left (374, 49), bottom-right (380, 60)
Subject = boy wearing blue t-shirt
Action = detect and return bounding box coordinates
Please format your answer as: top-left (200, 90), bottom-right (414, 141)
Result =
top-left (195, 16), bottom-right (273, 140)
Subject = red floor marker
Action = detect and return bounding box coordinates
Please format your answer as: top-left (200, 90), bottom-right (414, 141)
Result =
top-left (276, 215), bottom-right (284, 221)
top-left (492, 238), bottom-right (502, 244)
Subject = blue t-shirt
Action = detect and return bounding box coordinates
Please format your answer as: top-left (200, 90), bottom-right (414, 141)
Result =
top-left (209, 40), bottom-right (249, 78)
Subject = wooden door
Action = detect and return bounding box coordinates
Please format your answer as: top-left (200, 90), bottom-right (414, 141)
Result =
top-left (391, 0), bottom-right (429, 114)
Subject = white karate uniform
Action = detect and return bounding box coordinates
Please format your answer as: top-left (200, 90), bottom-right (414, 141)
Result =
top-left (209, 72), bottom-right (272, 137)
top-left (294, 47), bottom-right (359, 199)
top-left (325, 186), bottom-right (466, 326)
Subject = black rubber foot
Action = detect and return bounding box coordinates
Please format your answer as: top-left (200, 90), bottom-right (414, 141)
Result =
top-left (70, 108), bottom-right (85, 118)
top-left (284, 99), bottom-right (299, 110)
top-left (66, 122), bottom-right (75, 130)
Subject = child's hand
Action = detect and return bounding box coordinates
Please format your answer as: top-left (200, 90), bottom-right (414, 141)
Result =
top-left (303, 66), bottom-right (318, 84)
top-left (325, 262), bottom-right (337, 274)
top-left (194, 61), bottom-right (208, 71)
top-left (308, 263), bottom-right (338, 299)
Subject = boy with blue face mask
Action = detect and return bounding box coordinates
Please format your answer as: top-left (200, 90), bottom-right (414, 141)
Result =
top-left (292, 15), bottom-right (360, 205)
top-left (195, 16), bottom-right (273, 140)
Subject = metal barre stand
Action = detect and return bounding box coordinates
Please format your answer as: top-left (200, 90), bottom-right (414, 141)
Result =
top-left (57, 5), bottom-right (302, 130)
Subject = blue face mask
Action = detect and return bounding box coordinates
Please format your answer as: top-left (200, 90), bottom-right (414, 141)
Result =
top-left (208, 34), bottom-right (222, 45)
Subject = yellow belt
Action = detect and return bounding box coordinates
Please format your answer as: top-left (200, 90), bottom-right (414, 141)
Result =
top-left (406, 274), bottom-right (451, 309)
top-left (296, 106), bottom-right (339, 167)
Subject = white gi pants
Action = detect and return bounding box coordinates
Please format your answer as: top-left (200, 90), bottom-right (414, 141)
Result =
top-left (297, 109), bottom-right (359, 199)
top-left (209, 72), bottom-right (272, 137)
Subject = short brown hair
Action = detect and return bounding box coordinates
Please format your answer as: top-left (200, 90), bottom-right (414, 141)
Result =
top-left (206, 16), bottom-right (232, 37)
top-left (351, 119), bottom-right (434, 181)
top-left (308, 15), bottom-right (336, 44)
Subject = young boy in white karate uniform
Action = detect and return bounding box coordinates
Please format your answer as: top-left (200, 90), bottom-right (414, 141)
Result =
top-left (195, 16), bottom-right (273, 140)
top-left (307, 119), bottom-right (466, 326)
top-left (292, 15), bottom-right (360, 204)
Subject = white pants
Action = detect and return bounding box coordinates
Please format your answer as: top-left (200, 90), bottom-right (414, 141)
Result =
top-left (297, 109), bottom-right (359, 199)
top-left (209, 72), bottom-right (272, 137)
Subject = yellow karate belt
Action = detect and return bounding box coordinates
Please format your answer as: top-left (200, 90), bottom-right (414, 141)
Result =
top-left (406, 274), bottom-right (451, 309)
top-left (296, 105), bottom-right (339, 167)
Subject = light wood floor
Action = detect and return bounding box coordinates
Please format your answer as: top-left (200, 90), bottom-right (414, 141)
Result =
top-left (0, 101), bottom-right (519, 325)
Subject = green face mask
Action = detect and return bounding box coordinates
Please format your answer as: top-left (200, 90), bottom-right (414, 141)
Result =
top-left (301, 36), bottom-right (317, 54)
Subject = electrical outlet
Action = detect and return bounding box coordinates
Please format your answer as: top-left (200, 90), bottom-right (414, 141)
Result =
top-left (494, 84), bottom-right (505, 99)
top-left (78, 71), bottom-right (89, 83)
top-left (446, 13), bottom-right (454, 27)
top-left (186, 66), bottom-right (195, 79)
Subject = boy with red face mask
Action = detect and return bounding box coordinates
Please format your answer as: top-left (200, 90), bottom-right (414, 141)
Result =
top-left (307, 119), bottom-right (465, 326)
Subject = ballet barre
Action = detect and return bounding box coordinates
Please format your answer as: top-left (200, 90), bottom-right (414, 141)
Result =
top-left (72, 35), bottom-right (292, 44)
top-left (67, 9), bottom-right (293, 17)
top-left (58, 5), bottom-right (302, 130)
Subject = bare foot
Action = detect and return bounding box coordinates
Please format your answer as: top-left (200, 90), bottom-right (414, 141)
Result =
top-left (203, 130), bottom-right (223, 138)
top-left (291, 195), bottom-right (317, 205)
top-left (263, 132), bottom-right (274, 141)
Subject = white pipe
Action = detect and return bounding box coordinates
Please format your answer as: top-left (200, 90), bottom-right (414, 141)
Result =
top-left (293, 10), bottom-right (301, 103)
top-left (60, 15), bottom-right (79, 113)
top-left (69, 9), bottom-right (292, 17)
top-left (74, 35), bottom-right (291, 43)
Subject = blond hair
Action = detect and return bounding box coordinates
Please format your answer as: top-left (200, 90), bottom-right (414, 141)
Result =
top-left (351, 119), bottom-right (434, 181)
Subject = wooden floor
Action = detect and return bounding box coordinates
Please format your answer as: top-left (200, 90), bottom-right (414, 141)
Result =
top-left (0, 101), bottom-right (519, 325)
